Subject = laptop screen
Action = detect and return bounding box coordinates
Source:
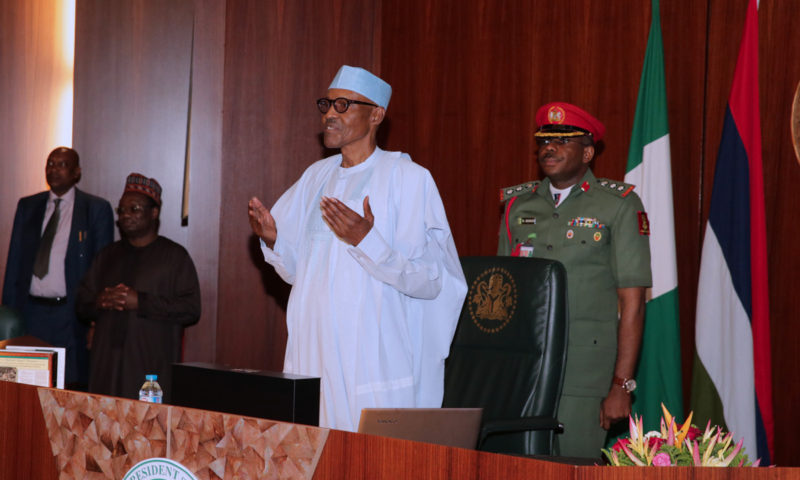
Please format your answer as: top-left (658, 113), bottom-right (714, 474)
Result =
top-left (357, 407), bottom-right (483, 449)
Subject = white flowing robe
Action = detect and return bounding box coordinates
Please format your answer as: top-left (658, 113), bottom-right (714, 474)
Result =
top-left (260, 147), bottom-right (467, 431)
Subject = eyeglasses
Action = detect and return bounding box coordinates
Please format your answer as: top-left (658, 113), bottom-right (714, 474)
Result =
top-left (317, 97), bottom-right (378, 114)
top-left (116, 205), bottom-right (148, 216)
top-left (535, 137), bottom-right (589, 148)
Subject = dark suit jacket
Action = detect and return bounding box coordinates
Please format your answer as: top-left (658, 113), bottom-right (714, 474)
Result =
top-left (2, 188), bottom-right (114, 312)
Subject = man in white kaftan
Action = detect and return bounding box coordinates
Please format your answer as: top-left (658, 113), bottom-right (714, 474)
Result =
top-left (248, 66), bottom-right (467, 431)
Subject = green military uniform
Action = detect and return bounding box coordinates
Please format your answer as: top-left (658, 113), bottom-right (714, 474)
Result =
top-left (497, 168), bottom-right (652, 458)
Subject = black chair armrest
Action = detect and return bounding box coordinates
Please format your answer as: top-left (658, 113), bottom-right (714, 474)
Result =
top-left (478, 416), bottom-right (564, 449)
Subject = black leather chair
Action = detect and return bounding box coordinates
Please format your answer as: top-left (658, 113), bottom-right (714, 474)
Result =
top-left (0, 305), bottom-right (24, 341)
top-left (443, 256), bottom-right (568, 455)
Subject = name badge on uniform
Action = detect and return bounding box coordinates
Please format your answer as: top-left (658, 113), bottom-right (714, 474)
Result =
top-left (518, 217), bottom-right (536, 225)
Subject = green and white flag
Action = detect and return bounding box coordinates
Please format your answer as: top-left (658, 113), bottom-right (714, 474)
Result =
top-left (622, 0), bottom-right (683, 433)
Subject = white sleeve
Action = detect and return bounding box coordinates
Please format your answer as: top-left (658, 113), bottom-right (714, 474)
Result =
top-left (347, 225), bottom-right (448, 299)
top-left (258, 174), bottom-right (311, 286)
top-left (345, 167), bottom-right (459, 300)
top-left (260, 237), bottom-right (296, 285)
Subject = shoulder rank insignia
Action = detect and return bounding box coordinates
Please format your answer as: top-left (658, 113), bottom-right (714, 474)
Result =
top-left (638, 211), bottom-right (650, 235)
top-left (597, 178), bottom-right (636, 198)
top-left (500, 181), bottom-right (540, 202)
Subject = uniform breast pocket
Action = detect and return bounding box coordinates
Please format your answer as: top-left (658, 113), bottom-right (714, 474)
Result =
top-left (563, 227), bottom-right (609, 248)
top-left (510, 224), bottom-right (540, 246)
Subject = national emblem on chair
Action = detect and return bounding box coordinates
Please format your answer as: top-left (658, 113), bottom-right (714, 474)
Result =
top-left (443, 256), bottom-right (568, 456)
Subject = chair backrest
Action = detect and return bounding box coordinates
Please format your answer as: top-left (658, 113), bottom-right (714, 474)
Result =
top-left (0, 305), bottom-right (25, 341)
top-left (442, 256), bottom-right (568, 455)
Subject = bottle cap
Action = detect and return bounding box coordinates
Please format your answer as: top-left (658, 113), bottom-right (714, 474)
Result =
top-left (146, 374), bottom-right (158, 381)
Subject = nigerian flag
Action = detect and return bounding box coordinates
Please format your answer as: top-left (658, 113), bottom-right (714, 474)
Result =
top-left (622, 0), bottom-right (683, 433)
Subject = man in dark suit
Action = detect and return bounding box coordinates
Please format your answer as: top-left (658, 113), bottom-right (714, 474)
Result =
top-left (2, 147), bottom-right (114, 387)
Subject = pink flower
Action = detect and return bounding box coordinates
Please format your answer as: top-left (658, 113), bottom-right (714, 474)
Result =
top-left (652, 452), bottom-right (672, 466)
top-left (612, 438), bottom-right (630, 452)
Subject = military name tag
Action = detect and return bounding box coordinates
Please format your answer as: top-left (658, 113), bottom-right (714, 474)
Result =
top-left (518, 217), bottom-right (536, 225)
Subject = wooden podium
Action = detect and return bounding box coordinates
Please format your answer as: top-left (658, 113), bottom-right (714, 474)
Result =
top-left (0, 380), bottom-right (795, 479)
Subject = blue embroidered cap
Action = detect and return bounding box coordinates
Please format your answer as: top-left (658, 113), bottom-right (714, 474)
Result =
top-left (328, 65), bottom-right (392, 109)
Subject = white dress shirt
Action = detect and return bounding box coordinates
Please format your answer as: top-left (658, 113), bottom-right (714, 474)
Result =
top-left (29, 187), bottom-right (75, 297)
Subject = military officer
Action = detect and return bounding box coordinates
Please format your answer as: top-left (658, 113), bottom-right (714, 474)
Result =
top-left (497, 102), bottom-right (652, 458)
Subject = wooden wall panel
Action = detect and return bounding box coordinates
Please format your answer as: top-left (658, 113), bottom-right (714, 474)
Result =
top-left (73, 0), bottom-right (194, 246)
top-left (73, 0), bottom-right (224, 366)
top-left (217, 0), bottom-right (379, 370)
top-left (380, 0), bottom-right (540, 257)
top-left (181, 0), bottom-right (226, 363)
top-left (752, 0), bottom-right (800, 466)
top-left (381, 0), bottom-right (653, 258)
top-left (660, 0), bottom-right (711, 407)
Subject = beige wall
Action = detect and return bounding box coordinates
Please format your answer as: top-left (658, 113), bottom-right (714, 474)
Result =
top-left (0, 0), bottom-right (76, 293)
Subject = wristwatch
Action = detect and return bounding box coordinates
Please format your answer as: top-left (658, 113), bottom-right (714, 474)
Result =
top-left (612, 375), bottom-right (637, 393)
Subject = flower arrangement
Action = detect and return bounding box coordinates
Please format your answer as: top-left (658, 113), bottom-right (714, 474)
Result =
top-left (602, 404), bottom-right (759, 467)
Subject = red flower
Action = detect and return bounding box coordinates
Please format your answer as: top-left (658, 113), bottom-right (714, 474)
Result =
top-left (686, 427), bottom-right (702, 441)
top-left (612, 438), bottom-right (630, 452)
top-left (647, 436), bottom-right (665, 450)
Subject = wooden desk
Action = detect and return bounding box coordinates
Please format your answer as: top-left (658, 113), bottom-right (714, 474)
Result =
top-left (0, 380), bottom-right (796, 479)
top-left (0, 334), bottom-right (52, 349)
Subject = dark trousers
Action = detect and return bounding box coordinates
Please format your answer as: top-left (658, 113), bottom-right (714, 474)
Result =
top-left (23, 300), bottom-right (89, 386)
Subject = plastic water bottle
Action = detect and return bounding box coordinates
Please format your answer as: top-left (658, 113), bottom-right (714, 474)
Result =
top-left (138, 374), bottom-right (163, 403)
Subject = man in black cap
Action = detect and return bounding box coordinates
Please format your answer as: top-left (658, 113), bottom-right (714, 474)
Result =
top-left (2, 147), bottom-right (113, 387)
top-left (77, 173), bottom-right (201, 400)
top-left (498, 102), bottom-right (652, 458)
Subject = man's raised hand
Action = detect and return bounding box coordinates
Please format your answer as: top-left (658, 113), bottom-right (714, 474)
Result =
top-left (320, 196), bottom-right (374, 246)
top-left (248, 197), bottom-right (278, 248)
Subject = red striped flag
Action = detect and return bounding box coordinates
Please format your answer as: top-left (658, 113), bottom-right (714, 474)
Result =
top-left (691, 0), bottom-right (773, 464)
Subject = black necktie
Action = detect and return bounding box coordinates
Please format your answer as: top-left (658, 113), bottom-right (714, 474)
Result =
top-left (33, 198), bottom-right (62, 279)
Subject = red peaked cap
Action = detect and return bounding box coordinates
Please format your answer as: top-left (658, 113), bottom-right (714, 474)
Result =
top-left (534, 102), bottom-right (605, 141)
